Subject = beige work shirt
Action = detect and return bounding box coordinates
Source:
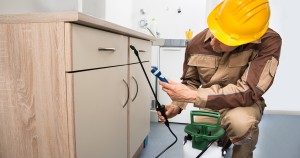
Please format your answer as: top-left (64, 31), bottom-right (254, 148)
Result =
top-left (174, 28), bottom-right (282, 110)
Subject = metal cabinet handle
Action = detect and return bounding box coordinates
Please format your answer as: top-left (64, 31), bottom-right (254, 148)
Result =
top-left (131, 76), bottom-right (139, 102)
top-left (98, 47), bottom-right (116, 52)
top-left (138, 50), bottom-right (147, 53)
top-left (122, 79), bottom-right (129, 108)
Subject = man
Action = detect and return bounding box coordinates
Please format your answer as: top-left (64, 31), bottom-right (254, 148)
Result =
top-left (157, 0), bottom-right (282, 157)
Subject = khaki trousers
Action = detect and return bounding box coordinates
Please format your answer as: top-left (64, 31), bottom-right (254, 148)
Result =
top-left (196, 100), bottom-right (265, 158)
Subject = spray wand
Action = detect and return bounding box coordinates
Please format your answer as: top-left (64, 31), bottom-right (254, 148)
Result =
top-left (130, 45), bottom-right (177, 158)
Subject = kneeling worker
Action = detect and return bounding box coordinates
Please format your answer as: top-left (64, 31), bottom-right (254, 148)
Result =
top-left (157, 0), bottom-right (282, 157)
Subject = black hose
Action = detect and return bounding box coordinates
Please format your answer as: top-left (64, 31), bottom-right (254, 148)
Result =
top-left (130, 45), bottom-right (177, 158)
top-left (196, 140), bottom-right (216, 158)
top-left (155, 125), bottom-right (178, 158)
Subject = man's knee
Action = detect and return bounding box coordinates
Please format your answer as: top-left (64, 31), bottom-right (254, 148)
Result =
top-left (221, 110), bottom-right (260, 145)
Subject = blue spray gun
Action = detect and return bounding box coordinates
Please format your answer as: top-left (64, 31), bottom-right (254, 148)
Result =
top-left (150, 66), bottom-right (169, 126)
top-left (130, 45), bottom-right (177, 158)
top-left (151, 66), bottom-right (168, 83)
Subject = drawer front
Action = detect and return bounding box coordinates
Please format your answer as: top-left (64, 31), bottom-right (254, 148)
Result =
top-left (129, 37), bottom-right (151, 63)
top-left (71, 24), bottom-right (128, 71)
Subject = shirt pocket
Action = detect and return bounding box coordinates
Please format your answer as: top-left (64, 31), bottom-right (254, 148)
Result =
top-left (229, 50), bottom-right (256, 67)
top-left (257, 57), bottom-right (279, 92)
top-left (228, 50), bottom-right (256, 82)
top-left (188, 55), bottom-right (218, 82)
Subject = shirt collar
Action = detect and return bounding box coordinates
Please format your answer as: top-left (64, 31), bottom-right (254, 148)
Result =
top-left (204, 30), bottom-right (262, 44)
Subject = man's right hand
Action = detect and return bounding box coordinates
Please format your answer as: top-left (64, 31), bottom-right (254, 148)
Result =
top-left (157, 104), bottom-right (181, 123)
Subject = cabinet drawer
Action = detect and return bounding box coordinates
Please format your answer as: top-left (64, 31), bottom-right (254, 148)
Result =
top-left (70, 24), bottom-right (128, 71)
top-left (129, 37), bottom-right (151, 63)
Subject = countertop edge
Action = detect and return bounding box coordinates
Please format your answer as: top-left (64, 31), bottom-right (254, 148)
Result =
top-left (0, 11), bottom-right (156, 41)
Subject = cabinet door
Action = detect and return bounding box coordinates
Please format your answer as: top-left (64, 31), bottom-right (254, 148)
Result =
top-left (158, 47), bottom-right (198, 123)
top-left (129, 62), bottom-right (151, 158)
top-left (72, 66), bottom-right (128, 158)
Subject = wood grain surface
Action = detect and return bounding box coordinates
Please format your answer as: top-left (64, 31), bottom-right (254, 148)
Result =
top-left (0, 22), bottom-right (69, 158)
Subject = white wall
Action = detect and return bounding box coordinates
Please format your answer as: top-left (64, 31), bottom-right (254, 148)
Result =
top-left (105, 0), bottom-right (133, 29)
top-left (0, 0), bottom-right (133, 29)
top-left (81, 0), bottom-right (133, 28)
top-left (132, 0), bottom-right (211, 39)
top-left (264, 0), bottom-right (300, 111)
top-left (0, 0), bottom-right (78, 13)
top-left (82, 0), bottom-right (105, 19)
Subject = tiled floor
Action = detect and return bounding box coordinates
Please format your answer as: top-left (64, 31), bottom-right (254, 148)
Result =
top-left (140, 114), bottom-right (300, 158)
top-left (139, 122), bottom-right (232, 158)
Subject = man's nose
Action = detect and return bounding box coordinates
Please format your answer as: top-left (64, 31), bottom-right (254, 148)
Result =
top-left (210, 37), bottom-right (218, 46)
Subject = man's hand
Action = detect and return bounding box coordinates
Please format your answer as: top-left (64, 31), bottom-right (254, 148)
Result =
top-left (157, 104), bottom-right (181, 123)
top-left (159, 80), bottom-right (197, 103)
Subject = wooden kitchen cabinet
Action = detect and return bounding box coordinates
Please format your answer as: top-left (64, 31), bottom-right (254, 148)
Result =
top-left (0, 12), bottom-right (154, 158)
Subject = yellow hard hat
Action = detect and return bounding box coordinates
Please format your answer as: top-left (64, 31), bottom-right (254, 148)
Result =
top-left (207, 0), bottom-right (270, 46)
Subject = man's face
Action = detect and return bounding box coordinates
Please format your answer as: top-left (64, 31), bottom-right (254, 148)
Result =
top-left (210, 35), bottom-right (238, 53)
